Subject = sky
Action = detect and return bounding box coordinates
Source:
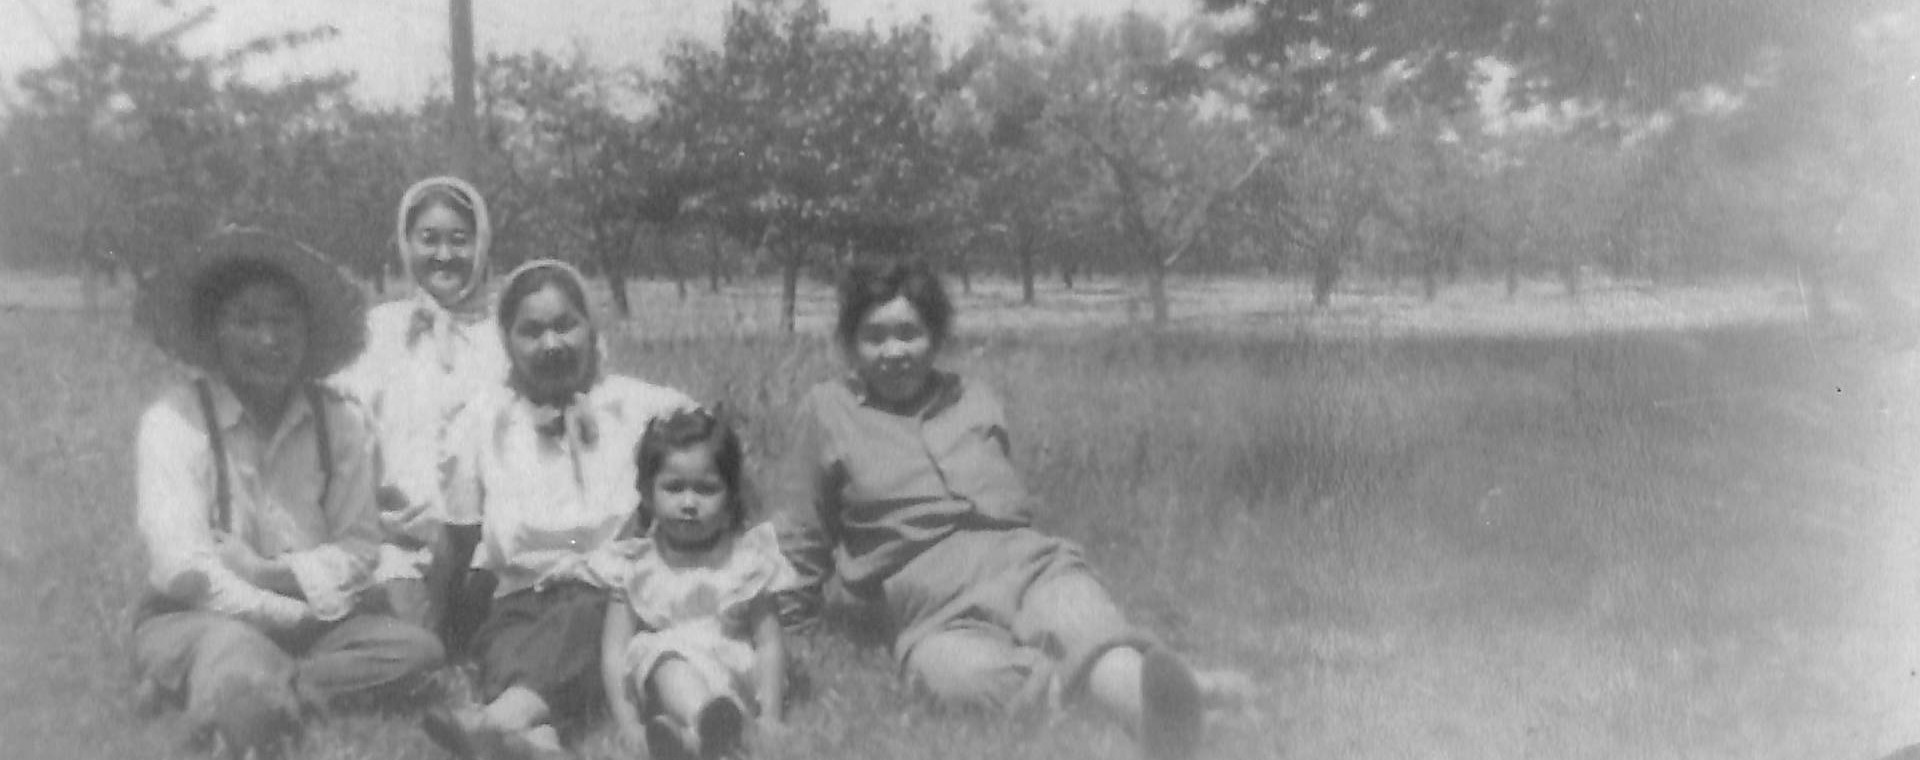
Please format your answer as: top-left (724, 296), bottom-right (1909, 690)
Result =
top-left (0, 0), bottom-right (1197, 107)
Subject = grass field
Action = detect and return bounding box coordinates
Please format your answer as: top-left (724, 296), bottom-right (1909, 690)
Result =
top-left (1, 272), bottom-right (1916, 760)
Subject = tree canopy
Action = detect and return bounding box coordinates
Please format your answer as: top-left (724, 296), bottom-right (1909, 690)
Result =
top-left (1, 0), bottom-right (1910, 327)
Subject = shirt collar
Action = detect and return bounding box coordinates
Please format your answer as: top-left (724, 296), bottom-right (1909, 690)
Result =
top-left (407, 292), bottom-right (489, 343)
top-left (846, 370), bottom-right (963, 419)
top-left (511, 377), bottom-right (606, 433)
top-left (198, 373), bottom-right (316, 435)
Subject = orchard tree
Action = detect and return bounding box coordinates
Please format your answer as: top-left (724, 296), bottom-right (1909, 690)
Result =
top-left (1228, 125), bottom-right (1401, 307)
top-left (1043, 12), bottom-right (1266, 324)
top-left (1185, 2), bottom-right (1488, 307)
top-left (0, 9), bottom-right (352, 297)
top-left (1722, 7), bottom-right (1920, 322)
top-left (477, 50), bottom-right (688, 316)
top-left (1204, 0), bottom-right (1903, 298)
top-left (1200, 0), bottom-right (1881, 117)
top-left (654, 0), bottom-right (956, 331)
top-left (1374, 115), bottom-right (1490, 300)
top-left (1199, 0), bottom-right (1500, 128)
top-left (948, 0), bottom-right (1095, 304)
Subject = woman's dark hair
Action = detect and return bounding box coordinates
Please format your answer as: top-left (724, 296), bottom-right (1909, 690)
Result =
top-left (497, 265), bottom-right (592, 333)
top-left (834, 258), bottom-right (953, 352)
top-left (189, 260), bottom-right (309, 343)
top-left (404, 185), bottom-right (478, 232)
top-left (634, 406), bottom-right (753, 532)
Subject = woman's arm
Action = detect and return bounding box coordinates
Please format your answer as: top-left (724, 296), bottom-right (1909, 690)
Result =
top-left (137, 396), bottom-right (311, 629)
top-left (602, 597), bottom-right (645, 744)
top-left (213, 536), bottom-right (303, 596)
top-left (770, 394), bottom-right (839, 631)
top-left (749, 595), bottom-right (787, 725)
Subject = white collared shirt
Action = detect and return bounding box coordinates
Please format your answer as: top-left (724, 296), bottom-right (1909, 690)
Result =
top-left (136, 376), bottom-right (381, 630)
top-left (444, 374), bottom-right (695, 599)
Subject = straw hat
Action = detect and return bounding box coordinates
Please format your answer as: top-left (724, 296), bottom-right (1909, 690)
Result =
top-left (136, 228), bottom-right (368, 378)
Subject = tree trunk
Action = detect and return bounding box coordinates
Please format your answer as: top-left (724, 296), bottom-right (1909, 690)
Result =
top-left (653, 226), bottom-right (687, 301)
top-left (1559, 260), bottom-right (1582, 298)
top-left (1504, 245), bottom-right (1521, 300)
top-left (779, 240), bottom-right (801, 334)
top-left (603, 228), bottom-right (635, 318)
top-left (77, 225), bottom-right (102, 316)
top-left (1311, 246), bottom-right (1339, 308)
top-left (706, 231), bottom-right (723, 294)
top-left (1314, 202), bottom-right (1365, 309)
top-left (1018, 232), bottom-right (1035, 305)
top-left (1444, 238), bottom-right (1462, 283)
top-left (602, 260), bottom-right (632, 318)
top-left (1147, 259), bottom-right (1169, 325)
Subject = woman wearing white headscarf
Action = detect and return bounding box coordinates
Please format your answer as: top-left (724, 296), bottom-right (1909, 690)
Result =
top-left (334, 177), bottom-right (507, 635)
top-left (422, 260), bottom-right (695, 759)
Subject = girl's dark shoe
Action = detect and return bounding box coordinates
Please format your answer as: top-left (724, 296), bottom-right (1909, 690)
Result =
top-left (646, 714), bottom-right (698, 760)
top-left (202, 679), bottom-right (301, 760)
top-left (694, 698), bottom-right (746, 760)
top-left (1140, 649), bottom-right (1203, 760)
top-left (421, 703), bottom-right (489, 760)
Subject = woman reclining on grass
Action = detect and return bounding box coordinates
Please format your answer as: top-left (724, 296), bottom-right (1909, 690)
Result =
top-left (773, 258), bottom-right (1249, 759)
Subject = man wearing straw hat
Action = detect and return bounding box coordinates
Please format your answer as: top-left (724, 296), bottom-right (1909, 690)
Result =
top-left (129, 229), bottom-right (444, 758)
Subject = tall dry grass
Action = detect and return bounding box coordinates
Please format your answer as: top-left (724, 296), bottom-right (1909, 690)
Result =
top-left (0, 278), bottom-right (1910, 760)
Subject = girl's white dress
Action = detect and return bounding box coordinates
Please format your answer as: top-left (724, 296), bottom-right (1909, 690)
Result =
top-left (589, 522), bottom-right (798, 713)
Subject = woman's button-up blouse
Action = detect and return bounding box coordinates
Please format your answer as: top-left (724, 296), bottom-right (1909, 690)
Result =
top-left (332, 298), bottom-right (506, 533)
top-left (773, 372), bottom-right (1035, 624)
top-left (444, 374), bottom-right (695, 599)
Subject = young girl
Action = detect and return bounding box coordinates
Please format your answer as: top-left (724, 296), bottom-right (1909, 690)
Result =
top-left (333, 176), bottom-right (506, 637)
top-left (597, 408), bottom-right (795, 760)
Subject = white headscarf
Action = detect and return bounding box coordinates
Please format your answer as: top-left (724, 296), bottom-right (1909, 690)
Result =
top-left (395, 176), bottom-right (493, 368)
top-left (497, 259), bottom-right (609, 448)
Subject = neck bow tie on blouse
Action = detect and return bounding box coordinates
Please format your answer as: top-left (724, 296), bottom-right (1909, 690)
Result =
top-left (529, 396), bottom-right (599, 489)
top-left (407, 305), bottom-right (483, 372)
top-left (529, 397), bottom-right (599, 448)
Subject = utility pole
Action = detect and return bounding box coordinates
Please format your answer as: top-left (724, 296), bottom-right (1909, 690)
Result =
top-left (75, 0), bottom-right (108, 311)
top-left (450, 0), bottom-right (477, 177)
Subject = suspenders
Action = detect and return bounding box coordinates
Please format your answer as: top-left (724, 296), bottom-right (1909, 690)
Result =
top-left (192, 378), bottom-right (335, 532)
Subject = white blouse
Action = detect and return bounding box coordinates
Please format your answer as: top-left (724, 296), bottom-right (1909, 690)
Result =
top-left (444, 374), bottom-right (695, 598)
top-left (332, 297), bottom-right (506, 538)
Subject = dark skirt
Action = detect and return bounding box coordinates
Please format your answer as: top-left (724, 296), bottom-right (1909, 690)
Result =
top-left (470, 582), bottom-right (608, 716)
